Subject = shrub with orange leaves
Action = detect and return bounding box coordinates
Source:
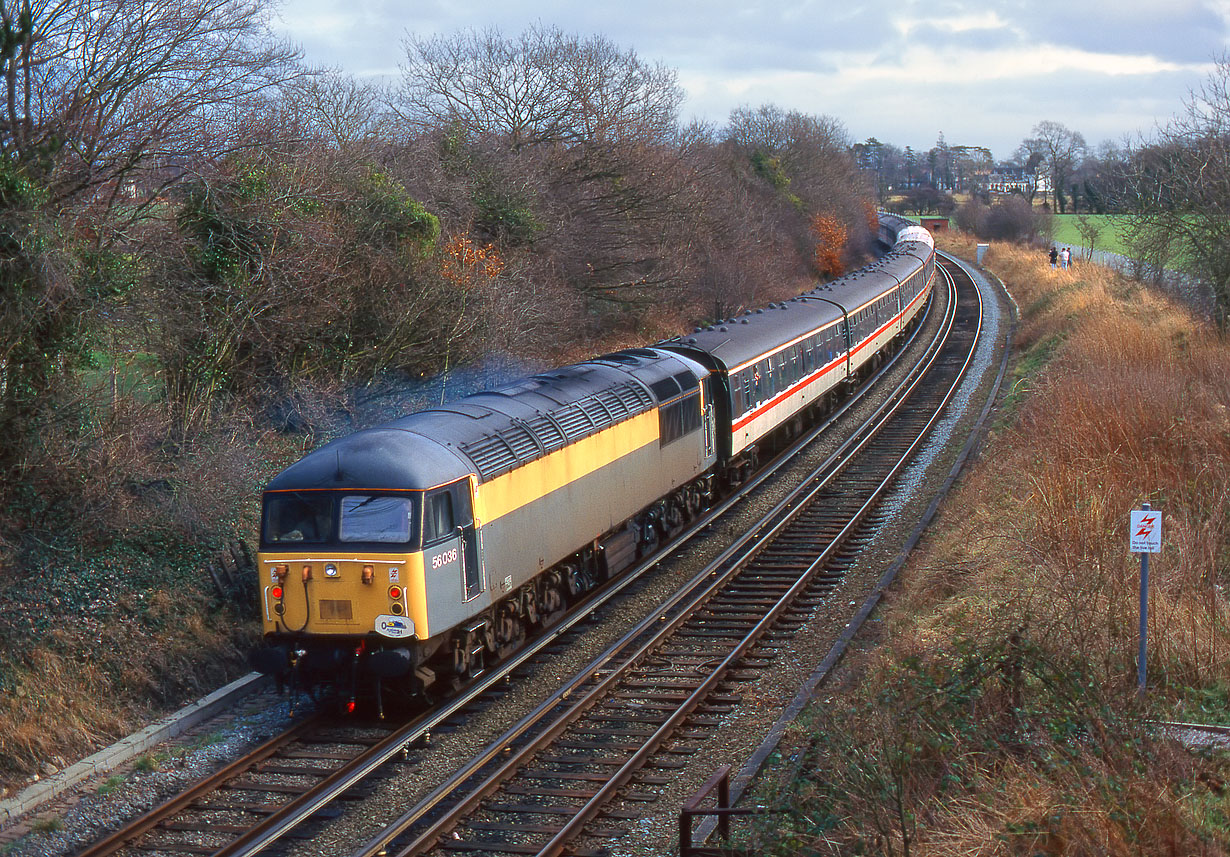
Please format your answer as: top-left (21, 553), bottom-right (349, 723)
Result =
top-left (440, 234), bottom-right (504, 288)
top-left (810, 213), bottom-right (847, 278)
top-left (863, 200), bottom-right (880, 237)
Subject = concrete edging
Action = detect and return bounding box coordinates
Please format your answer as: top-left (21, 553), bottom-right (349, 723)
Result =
top-left (0, 672), bottom-right (269, 825)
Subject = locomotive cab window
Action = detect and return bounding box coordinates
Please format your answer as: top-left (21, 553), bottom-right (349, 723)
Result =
top-left (264, 492), bottom-right (333, 545)
top-left (339, 495), bottom-right (415, 544)
top-left (423, 489), bottom-right (456, 545)
top-left (263, 490), bottom-right (421, 547)
top-left (659, 390), bottom-right (702, 446)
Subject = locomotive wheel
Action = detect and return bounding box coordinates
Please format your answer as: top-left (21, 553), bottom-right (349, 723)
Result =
top-left (537, 572), bottom-right (567, 627)
top-left (663, 499), bottom-right (684, 536)
top-left (452, 628), bottom-right (485, 678)
top-left (683, 484), bottom-right (702, 519)
top-left (495, 603), bottom-right (525, 659)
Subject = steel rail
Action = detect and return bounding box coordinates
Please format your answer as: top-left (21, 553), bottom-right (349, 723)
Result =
top-left (534, 250), bottom-right (979, 857)
top-left (72, 715), bottom-right (325, 857)
top-left (370, 272), bottom-right (971, 857)
top-left (201, 261), bottom-right (944, 857)
top-left (70, 269), bottom-right (945, 857)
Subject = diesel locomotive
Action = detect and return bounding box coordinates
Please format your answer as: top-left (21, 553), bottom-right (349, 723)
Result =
top-left (251, 213), bottom-right (935, 705)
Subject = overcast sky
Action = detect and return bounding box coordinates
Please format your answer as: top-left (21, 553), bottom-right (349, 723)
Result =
top-left (271, 0), bottom-right (1228, 161)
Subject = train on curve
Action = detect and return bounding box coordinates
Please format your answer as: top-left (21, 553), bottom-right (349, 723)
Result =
top-left (251, 213), bottom-right (935, 708)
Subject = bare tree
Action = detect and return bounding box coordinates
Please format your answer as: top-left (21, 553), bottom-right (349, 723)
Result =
top-left (281, 73), bottom-right (393, 151)
top-left (1074, 214), bottom-right (1102, 258)
top-left (391, 26), bottom-right (698, 310)
top-left (0, 0), bottom-right (302, 470)
top-left (1125, 54), bottom-right (1230, 325)
top-left (1019, 120), bottom-right (1087, 213)
top-left (2, 0), bottom-right (301, 206)
top-left (724, 104), bottom-right (871, 257)
top-left (394, 25), bottom-right (682, 148)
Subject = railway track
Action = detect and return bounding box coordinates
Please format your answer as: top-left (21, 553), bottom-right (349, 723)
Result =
top-left (351, 256), bottom-right (979, 857)
top-left (69, 255), bottom-right (989, 857)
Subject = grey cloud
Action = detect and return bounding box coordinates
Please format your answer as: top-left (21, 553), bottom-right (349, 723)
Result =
top-left (904, 22), bottom-right (1024, 52)
top-left (981, 0), bottom-right (1228, 63)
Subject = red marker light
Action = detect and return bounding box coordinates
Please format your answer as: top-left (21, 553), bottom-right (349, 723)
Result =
top-left (271, 586), bottom-right (283, 599)
top-left (346, 700), bottom-right (356, 714)
top-left (388, 586), bottom-right (402, 600)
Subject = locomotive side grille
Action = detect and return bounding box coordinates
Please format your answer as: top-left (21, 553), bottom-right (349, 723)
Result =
top-left (597, 389), bottom-right (634, 419)
top-left (615, 382), bottom-right (655, 410)
top-left (578, 397), bottom-right (614, 429)
top-left (462, 435), bottom-right (519, 478)
top-left (553, 404), bottom-right (595, 440)
top-left (460, 379), bottom-right (657, 481)
top-left (501, 426), bottom-right (540, 459)
top-left (524, 415), bottom-right (567, 452)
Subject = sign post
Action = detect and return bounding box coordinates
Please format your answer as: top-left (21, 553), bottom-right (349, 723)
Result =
top-left (1130, 502), bottom-right (1162, 694)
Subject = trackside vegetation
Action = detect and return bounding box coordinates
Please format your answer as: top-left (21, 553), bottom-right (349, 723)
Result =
top-left (754, 234), bottom-right (1230, 855)
top-left (0, 15), bottom-right (876, 793)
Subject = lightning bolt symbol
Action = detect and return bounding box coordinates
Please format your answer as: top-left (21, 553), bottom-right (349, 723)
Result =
top-left (1135, 514), bottom-right (1156, 537)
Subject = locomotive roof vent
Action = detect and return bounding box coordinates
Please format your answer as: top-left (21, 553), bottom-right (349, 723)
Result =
top-left (599, 352), bottom-right (642, 365)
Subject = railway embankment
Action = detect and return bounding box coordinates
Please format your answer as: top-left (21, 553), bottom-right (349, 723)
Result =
top-left (754, 234), bottom-right (1230, 854)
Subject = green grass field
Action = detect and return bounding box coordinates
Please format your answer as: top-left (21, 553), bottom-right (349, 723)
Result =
top-left (1049, 214), bottom-right (1132, 255)
top-left (896, 210), bottom-right (1134, 255)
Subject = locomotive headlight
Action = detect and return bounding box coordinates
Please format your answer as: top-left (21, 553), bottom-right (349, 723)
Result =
top-left (324, 563), bottom-right (338, 578)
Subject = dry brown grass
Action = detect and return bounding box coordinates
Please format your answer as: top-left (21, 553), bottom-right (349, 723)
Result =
top-left (0, 591), bottom-right (254, 788)
top-left (908, 241), bottom-right (1230, 698)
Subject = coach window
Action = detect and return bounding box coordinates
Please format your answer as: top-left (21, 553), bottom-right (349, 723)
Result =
top-left (423, 488), bottom-right (455, 546)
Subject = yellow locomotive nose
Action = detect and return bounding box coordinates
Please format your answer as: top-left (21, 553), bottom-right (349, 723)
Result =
top-left (258, 552), bottom-right (424, 638)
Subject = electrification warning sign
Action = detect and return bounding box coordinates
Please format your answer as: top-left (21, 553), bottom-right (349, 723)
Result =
top-left (1130, 510), bottom-right (1162, 553)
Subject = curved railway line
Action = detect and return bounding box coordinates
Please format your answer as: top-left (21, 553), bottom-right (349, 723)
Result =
top-left (65, 252), bottom-right (1000, 857)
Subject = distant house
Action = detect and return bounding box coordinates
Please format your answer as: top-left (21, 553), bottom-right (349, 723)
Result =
top-left (989, 163), bottom-right (1052, 197)
top-left (988, 164), bottom-right (1031, 194)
